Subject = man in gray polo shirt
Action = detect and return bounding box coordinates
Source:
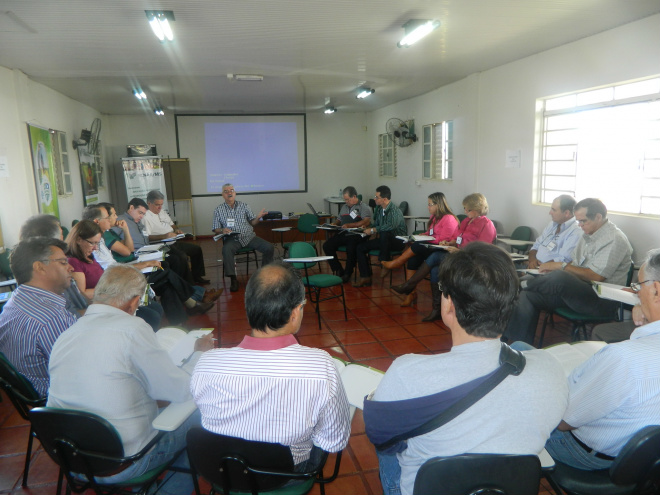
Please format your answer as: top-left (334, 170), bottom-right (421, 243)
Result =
top-left (504, 198), bottom-right (633, 345)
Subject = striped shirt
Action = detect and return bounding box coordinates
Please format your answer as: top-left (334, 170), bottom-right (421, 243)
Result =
top-left (571, 219), bottom-right (632, 285)
top-left (0, 284), bottom-right (77, 396)
top-left (191, 334), bottom-right (351, 464)
top-left (212, 201), bottom-right (257, 247)
top-left (372, 201), bottom-right (407, 236)
top-left (565, 320), bottom-right (660, 457)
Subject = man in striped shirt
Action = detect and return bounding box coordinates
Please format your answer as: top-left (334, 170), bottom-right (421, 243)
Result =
top-left (545, 248), bottom-right (660, 470)
top-left (191, 263), bottom-right (351, 468)
top-left (0, 237), bottom-right (77, 396)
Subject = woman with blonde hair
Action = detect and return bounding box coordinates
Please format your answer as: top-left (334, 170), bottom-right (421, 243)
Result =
top-left (380, 192), bottom-right (458, 306)
top-left (392, 193), bottom-right (497, 320)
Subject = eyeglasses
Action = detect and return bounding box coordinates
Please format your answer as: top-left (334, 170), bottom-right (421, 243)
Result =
top-left (630, 279), bottom-right (658, 293)
top-left (437, 282), bottom-right (444, 293)
top-left (299, 299), bottom-right (307, 308)
top-left (84, 239), bottom-right (101, 247)
top-left (41, 257), bottom-right (70, 266)
top-left (576, 218), bottom-right (591, 225)
top-left (427, 203), bottom-right (436, 207)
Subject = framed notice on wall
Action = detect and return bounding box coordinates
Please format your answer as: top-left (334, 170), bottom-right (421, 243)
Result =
top-left (27, 124), bottom-right (60, 216)
top-left (78, 148), bottom-right (99, 206)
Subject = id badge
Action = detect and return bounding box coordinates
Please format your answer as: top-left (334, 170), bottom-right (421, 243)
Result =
top-left (546, 241), bottom-right (557, 250)
top-left (350, 210), bottom-right (358, 219)
top-left (456, 235), bottom-right (463, 245)
top-left (429, 228), bottom-right (434, 235)
top-left (227, 218), bottom-right (235, 228)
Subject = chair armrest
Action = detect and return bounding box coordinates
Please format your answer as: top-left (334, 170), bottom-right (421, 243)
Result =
top-left (538, 448), bottom-right (555, 470)
top-left (152, 399), bottom-right (197, 431)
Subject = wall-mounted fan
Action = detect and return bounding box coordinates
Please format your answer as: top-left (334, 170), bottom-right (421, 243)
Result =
top-left (386, 118), bottom-right (417, 147)
top-left (72, 118), bottom-right (102, 155)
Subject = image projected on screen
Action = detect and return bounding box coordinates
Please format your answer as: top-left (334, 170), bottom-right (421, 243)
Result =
top-left (205, 122), bottom-right (300, 193)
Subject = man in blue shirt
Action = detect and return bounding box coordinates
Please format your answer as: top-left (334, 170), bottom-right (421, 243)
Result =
top-left (527, 195), bottom-right (581, 268)
top-left (0, 237), bottom-right (77, 395)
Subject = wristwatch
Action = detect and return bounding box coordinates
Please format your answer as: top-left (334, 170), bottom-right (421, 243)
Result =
top-left (561, 262), bottom-right (568, 270)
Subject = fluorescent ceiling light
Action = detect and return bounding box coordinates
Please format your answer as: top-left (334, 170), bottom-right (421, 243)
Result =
top-left (356, 88), bottom-right (375, 99)
top-left (154, 108), bottom-right (165, 116)
top-left (133, 89), bottom-right (147, 100)
top-left (145, 11), bottom-right (175, 42)
top-left (324, 105), bottom-right (337, 114)
top-left (397, 19), bottom-right (440, 48)
top-left (233, 74), bottom-right (264, 81)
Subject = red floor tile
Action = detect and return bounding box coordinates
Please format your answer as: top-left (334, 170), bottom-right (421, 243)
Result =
top-left (368, 326), bottom-right (412, 341)
top-left (333, 330), bottom-right (377, 346)
top-left (356, 315), bottom-right (399, 329)
top-left (404, 321), bottom-right (447, 337)
top-left (325, 319), bottom-right (365, 332)
top-left (418, 334), bottom-right (454, 352)
top-left (381, 338), bottom-right (428, 356)
top-left (344, 342), bottom-right (390, 361)
top-left (297, 333), bottom-right (340, 348)
top-left (348, 435), bottom-right (379, 471)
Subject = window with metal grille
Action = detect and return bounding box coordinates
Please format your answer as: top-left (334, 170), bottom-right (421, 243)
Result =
top-left (422, 121), bottom-right (453, 180)
top-left (378, 133), bottom-right (396, 177)
top-left (538, 76), bottom-right (660, 216)
top-left (51, 130), bottom-right (73, 196)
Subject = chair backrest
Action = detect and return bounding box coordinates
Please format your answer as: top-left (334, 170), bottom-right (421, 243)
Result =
top-left (0, 352), bottom-right (44, 419)
top-left (457, 214), bottom-right (467, 223)
top-left (399, 201), bottom-right (409, 215)
top-left (0, 248), bottom-right (12, 278)
top-left (296, 213), bottom-right (319, 234)
top-left (186, 427), bottom-right (298, 494)
top-left (609, 425), bottom-right (660, 491)
top-left (29, 407), bottom-right (126, 478)
top-left (289, 242), bottom-right (318, 270)
top-left (627, 262), bottom-right (635, 286)
top-left (510, 226), bottom-right (532, 241)
top-left (413, 454), bottom-right (542, 495)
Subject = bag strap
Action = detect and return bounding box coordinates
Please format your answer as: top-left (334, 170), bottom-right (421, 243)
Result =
top-left (375, 342), bottom-right (525, 451)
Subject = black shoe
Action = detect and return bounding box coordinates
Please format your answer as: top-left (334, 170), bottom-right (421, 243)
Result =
top-left (194, 277), bottom-right (211, 285)
top-left (341, 273), bottom-right (352, 284)
top-left (230, 277), bottom-right (239, 292)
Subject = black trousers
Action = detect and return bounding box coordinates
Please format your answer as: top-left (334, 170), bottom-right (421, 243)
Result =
top-left (146, 268), bottom-right (195, 325)
top-left (356, 232), bottom-right (406, 277)
top-left (170, 241), bottom-right (206, 282)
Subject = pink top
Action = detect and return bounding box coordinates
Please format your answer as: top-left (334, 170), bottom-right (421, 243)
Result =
top-left (423, 215), bottom-right (459, 244)
top-left (450, 216), bottom-right (497, 247)
top-left (68, 256), bottom-right (104, 289)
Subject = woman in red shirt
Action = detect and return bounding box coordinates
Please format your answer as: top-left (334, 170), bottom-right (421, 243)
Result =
top-left (380, 192), bottom-right (458, 306)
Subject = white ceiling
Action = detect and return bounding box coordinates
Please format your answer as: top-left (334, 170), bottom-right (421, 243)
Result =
top-left (1, 0), bottom-right (659, 116)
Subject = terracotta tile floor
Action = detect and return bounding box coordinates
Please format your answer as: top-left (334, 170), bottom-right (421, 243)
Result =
top-left (0, 238), bottom-right (570, 495)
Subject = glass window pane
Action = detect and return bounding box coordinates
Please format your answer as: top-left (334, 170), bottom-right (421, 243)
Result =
top-left (576, 87), bottom-right (613, 106)
top-left (544, 176), bottom-right (575, 191)
top-left (544, 161), bottom-right (576, 176)
top-left (423, 162), bottom-right (431, 178)
top-left (545, 129), bottom-right (578, 146)
top-left (423, 126), bottom-right (431, 142)
top-left (546, 94), bottom-right (576, 111)
top-left (423, 145), bottom-right (431, 160)
top-left (546, 114), bottom-right (578, 131)
top-left (615, 78), bottom-right (660, 100)
top-left (545, 145), bottom-right (577, 161)
top-left (641, 197), bottom-right (660, 215)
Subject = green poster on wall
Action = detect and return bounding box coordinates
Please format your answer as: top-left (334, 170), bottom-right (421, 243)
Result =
top-left (27, 124), bottom-right (60, 217)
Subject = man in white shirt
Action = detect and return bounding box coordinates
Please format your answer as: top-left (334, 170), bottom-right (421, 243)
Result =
top-left (143, 190), bottom-right (209, 285)
top-left (191, 263), bottom-right (350, 468)
top-left (48, 264), bottom-right (213, 495)
top-left (527, 195), bottom-right (581, 268)
top-left (545, 249), bottom-right (660, 470)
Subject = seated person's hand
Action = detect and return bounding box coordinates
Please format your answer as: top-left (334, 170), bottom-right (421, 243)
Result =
top-left (166, 232), bottom-right (177, 239)
top-left (222, 228), bottom-right (232, 234)
top-left (445, 246), bottom-right (459, 254)
top-left (194, 333), bottom-right (215, 352)
top-left (539, 261), bottom-right (561, 273)
top-left (527, 259), bottom-right (540, 269)
top-left (148, 260), bottom-right (162, 268)
top-left (115, 219), bottom-right (127, 229)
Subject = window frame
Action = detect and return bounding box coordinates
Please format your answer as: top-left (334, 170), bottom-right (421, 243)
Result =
top-left (422, 121), bottom-right (453, 181)
top-left (51, 129), bottom-right (73, 196)
top-left (378, 133), bottom-right (397, 177)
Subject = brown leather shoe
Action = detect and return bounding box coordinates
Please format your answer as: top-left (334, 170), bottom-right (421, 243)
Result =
top-left (202, 288), bottom-right (224, 303)
top-left (187, 301), bottom-right (214, 315)
top-left (353, 277), bottom-right (372, 288)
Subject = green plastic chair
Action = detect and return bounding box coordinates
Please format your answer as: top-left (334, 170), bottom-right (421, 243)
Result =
top-left (0, 248), bottom-right (12, 279)
top-left (510, 225), bottom-right (533, 254)
top-left (538, 262), bottom-right (636, 346)
top-left (288, 242), bottom-right (347, 329)
top-left (457, 214), bottom-right (467, 223)
top-left (283, 214), bottom-right (319, 256)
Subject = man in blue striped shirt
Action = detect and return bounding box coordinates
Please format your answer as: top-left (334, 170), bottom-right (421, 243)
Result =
top-left (0, 237), bottom-right (77, 396)
top-left (545, 248), bottom-right (660, 470)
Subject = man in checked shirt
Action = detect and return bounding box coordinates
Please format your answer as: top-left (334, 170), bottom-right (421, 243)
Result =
top-left (212, 183), bottom-right (275, 292)
top-left (191, 263), bottom-right (351, 470)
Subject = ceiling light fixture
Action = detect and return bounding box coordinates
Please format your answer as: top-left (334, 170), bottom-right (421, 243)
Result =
top-left (227, 74), bottom-right (264, 81)
top-left (133, 89), bottom-right (147, 100)
top-left (154, 108), bottom-right (165, 116)
top-left (356, 87), bottom-right (375, 99)
top-left (397, 19), bottom-right (440, 48)
top-left (324, 105), bottom-right (337, 114)
top-left (145, 10), bottom-right (175, 42)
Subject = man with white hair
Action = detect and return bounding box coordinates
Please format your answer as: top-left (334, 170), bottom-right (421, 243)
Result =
top-left (48, 264), bottom-right (214, 495)
top-left (212, 183), bottom-right (275, 292)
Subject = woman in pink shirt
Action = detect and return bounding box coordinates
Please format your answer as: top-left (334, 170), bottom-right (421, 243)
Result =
top-left (392, 193), bottom-right (497, 320)
top-left (380, 192), bottom-right (458, 306)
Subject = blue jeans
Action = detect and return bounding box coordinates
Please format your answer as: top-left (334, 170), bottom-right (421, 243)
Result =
top-left (544, 429), bottom-right (614, 471)
top-left (377, 451), bottom-right (402, 495)
top-left (93, 410), bottom-right (200, 495)
top-left (425, 250), bottom-right (449, 284)
top-left (191, 285), bottom-right (205, 302)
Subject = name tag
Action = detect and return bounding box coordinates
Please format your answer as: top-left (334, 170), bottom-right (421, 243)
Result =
top-left (350, 210), bottom-right (358, 219)
top-left (227, 218), bottom-right (235, 228)
top-left (456, 235), bottom-right (463, 245)
top-left (546, 241), bottom-right (557, 250)
top-left (429, 228), bottom-right (434, 235)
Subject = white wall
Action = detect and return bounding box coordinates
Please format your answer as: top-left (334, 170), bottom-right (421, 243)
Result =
top-left (367, 14), bottom-right (660, 262)
top-left (0, 68), bottom-right (108, 247)
top-left (104, 112), bottom-right (370, 234)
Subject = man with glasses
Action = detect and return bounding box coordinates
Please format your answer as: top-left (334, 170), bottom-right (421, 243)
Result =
top-left (527, 194), bottom-right (582, 269)
top-left (322, 186), bottom-right (372, 279)
top-left (504, 198), bottom-right (633, 345)
top-left (544, 249), bottom-right (660, 470)
top-left (0, 237), bottom-right (77, 395)
top-left (212, 183), bottom-right (275, 292)
top-left (191, 263), bottom-right (351, 471)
